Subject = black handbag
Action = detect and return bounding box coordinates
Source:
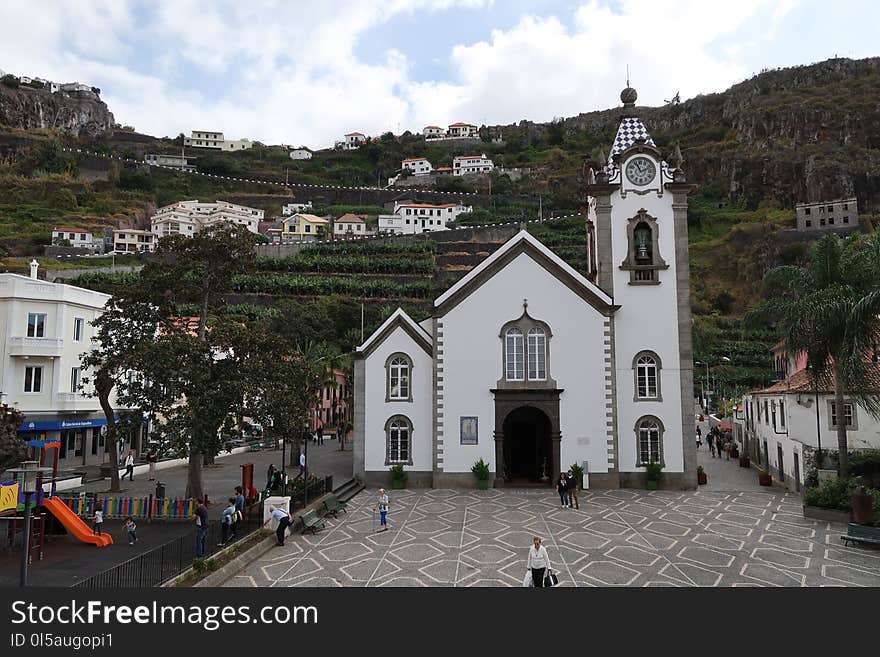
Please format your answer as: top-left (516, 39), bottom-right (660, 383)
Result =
top-left (543, 570), bottom-right (558, 587)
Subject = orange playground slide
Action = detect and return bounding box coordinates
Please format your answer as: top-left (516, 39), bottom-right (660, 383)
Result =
top-left (43, 497), bottom-right (113, 547)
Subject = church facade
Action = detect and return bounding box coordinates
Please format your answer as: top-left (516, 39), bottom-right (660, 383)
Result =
top-left (354, 88), bottom-right (696, 489)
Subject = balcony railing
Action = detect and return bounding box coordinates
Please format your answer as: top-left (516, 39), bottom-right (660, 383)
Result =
top-left (7, 336), bottom-right (64, 358)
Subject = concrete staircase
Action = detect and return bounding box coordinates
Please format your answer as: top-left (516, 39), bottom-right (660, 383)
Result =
top-left (333, 477), bottom-right (365, 503)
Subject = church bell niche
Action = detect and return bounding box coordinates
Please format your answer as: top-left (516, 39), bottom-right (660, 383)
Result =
top-left (634, 223), bottom-right (652, 262)
top-left (619, 209), bottom-right (668, 284)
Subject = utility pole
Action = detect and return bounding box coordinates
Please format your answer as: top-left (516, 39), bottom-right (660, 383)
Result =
top-left (361, 303), bottom-right (365, 342)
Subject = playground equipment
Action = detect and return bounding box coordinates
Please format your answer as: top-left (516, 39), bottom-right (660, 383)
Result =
top-left (42, 497), bottom-right (112, 547)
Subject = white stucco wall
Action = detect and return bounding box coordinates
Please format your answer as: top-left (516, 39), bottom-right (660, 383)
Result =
top-left (438, 252), bottom-right (610, 476)
top-left (362, 325), bottom-right (433, 474)
top-left (610, 158), bottom-right (686, 474)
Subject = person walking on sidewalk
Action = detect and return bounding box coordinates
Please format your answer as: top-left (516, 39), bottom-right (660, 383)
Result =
top-left (707, 432), bottom-right (716, 457)
top-left (566, 469), bottom-right (579, 509)
top-left (147, 447), bottom-right (157, 481)
top-left (123, 450), bottom-right (135, 481)
top-left (526, 536), bottom-right (552, 588)
top-left (265, 506), bottom-right (293, 547)
top-left (377, 489), bottom-right (389, 532)
top-left (557, 473), bottom-right (569, 508)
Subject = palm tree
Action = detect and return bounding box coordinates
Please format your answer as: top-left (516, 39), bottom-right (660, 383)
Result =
top-left (748, 233), bottom-right (880, 478)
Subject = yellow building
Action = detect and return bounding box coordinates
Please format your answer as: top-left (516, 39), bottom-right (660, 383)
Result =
top-left (281, 213), bottom-right (330, 242)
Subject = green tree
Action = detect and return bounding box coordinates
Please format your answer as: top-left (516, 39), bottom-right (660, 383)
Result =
top-left (0, 404), bottom-right (27, 471)
top-left (748, 233), bottom-right (880, 477)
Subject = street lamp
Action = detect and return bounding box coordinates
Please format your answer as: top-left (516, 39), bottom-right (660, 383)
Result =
top-left (8, 461), bottom-right (52, 587)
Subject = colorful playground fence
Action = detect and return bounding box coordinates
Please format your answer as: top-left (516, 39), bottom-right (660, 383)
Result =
top-left (57, 496), bottom-right (198, 521)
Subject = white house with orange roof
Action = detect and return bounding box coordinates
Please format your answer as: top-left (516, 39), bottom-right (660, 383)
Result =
top-left (334, 213), bottom-right (368, 238)
top-left (378, 202), bottom-right (472, 234)
top-left (453, 153), bottom-right (494, 176)
top-left (401, 157), bottom-right (433, 176)
top-left (447, 122), bottom-right (478, 138)
top-left (423, 126), bottom-right (444, 139)
top-left (341, 132), bottom-right (367, 150)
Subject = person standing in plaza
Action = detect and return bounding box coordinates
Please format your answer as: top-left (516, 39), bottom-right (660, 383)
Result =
top-left (557, 473), bottom-right (569, 508)
top-left (266, 463), bottom-right (276, 491)
top-left (193, 502), bottom-right (209, 558)
top-left (707, 431), bottom-right (715, 457)
top-left (526, 536), bottom-right (552, 588)
top-left (147, 447), bottom-right (158, 481)
top-left (377, 489), bottom-right (389, 532)
top-left (265, 505), bottom-right (293, 546)
top-left (123, 450), bottom-right (135, 481)
top-left (220, 498), bottom-right (236, 546)
top-left (565, 469), bottom-right (579, 510)
top-left (299, 451), bottom-right (306, 478)
top-left (317, 426), bottom-right (324, 446)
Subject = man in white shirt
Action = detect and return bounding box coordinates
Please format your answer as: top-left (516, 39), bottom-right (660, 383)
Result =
top-left (123, 450), bottom-right (135, 481)
top-left (527, 535), bottom-right (552, 587)
top-left (299, 451), bottom-right (306, 478)
top-left (265, 505), bottom-right (293, 546)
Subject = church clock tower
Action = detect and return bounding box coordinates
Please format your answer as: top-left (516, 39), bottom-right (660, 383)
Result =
top-left (584, 85), bottom-right (697, 488)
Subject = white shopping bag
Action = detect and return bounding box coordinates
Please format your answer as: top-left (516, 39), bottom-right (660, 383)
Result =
top-left (522, 570), bottom-right (532, 587)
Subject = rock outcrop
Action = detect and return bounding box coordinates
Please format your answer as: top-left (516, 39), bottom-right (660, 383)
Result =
top-left (0, 83), bottom-right (115, 138)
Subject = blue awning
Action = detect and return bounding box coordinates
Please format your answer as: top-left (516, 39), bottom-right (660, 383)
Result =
top-left (18, 417), bottom-right (108, 432)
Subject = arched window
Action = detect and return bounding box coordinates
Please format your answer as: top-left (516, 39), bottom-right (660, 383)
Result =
top-left (385, 415), bottom-right (412, 465)
top-left (505, 328), bottom-right (524, 381)
top-left (635, 416), bottom-right (664, 466)
top-left (386, 354), bottom-right (412, 402)
top-left (633, 351), bottom-right (661, 400)
top-left (528, 327), bottom-right (547, 381)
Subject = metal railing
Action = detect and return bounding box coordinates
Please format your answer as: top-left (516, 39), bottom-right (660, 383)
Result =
top-left (73, 503), bottom-right (264, 588)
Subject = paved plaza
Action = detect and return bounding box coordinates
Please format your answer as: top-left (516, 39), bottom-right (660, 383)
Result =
top-left (223, 486), bottom-right (880, 587)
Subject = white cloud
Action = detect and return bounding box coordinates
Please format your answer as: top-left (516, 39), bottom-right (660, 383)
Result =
top-left (0, 0), bottom-right (803, 147)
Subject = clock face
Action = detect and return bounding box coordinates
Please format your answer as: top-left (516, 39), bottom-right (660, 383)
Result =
top-left (625, 156), bottom-right (656, 186)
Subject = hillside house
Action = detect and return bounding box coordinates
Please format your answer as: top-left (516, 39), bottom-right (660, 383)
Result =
top-left (281, 214), bottom-right (330, 242)
top-left (52, 228), bottom-right (96, 252)
top-left (378, 202), bottom-right (472, 234)
top-left (341, 133), bottom-right (367, 150)
top-left (289, 148), bottom-right (313, 160)
top-left (334, 213), bottom-right (367, 238)
top-left (453, 153), bottom-right (494, 176)
top-left (447, 122), bottom-right (478, 138)
top-left (112, 229), bottom-right (156, 254)
top-left (795, 198), bottom-right (858, 232)
top-left (423, 126), bottom-right (445, 139)
top-left (150, 200), bottom-right (263, 237)
top-left (402, 157), bottom-right (433, 176)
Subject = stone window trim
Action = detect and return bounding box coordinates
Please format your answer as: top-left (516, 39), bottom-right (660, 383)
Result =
top-left (619, 209), bottom-right (669, 285)
top-left (385, 352), bottom-right (413, 403)
top-left (496, 305), bottom-right (557, 390)
top-left (632, 350), bottom-right (663, 402)
top-left (384, 414), bottom-right (414, 466)
top-left (827, 399), bottom-right (858, 431)
top-left (634, 415), bottom-right (665, 468)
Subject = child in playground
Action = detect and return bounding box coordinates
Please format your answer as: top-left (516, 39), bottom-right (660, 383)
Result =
top-left (124, 516), bottom-right (137, 546)
top-left (92, 503), bottom-right (104, 536)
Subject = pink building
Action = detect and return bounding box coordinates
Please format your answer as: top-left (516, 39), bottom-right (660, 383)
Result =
top-left (310, 368), bottom-right (351, 438)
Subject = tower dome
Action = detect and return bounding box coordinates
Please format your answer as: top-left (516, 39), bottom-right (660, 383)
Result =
top-left (620, 86), bottom-right (637, 107)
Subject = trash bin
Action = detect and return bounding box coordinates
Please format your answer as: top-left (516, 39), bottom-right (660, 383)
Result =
top-left (155, 482), bottom-right (166, 499)
top-left (324, 475), bottom-right (333, 494)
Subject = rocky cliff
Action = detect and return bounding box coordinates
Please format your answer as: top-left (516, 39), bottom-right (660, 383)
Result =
top-left (508, 57), bottom-right (880, 209)
top-left (0, 83), bottom-right (115, 138)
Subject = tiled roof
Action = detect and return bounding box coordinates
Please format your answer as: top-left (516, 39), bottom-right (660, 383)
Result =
top-left (53, 227), bottom-right (89, 233)
top-left (397, 203), bottom-right (458, 209)
top-left (605, 117), bottom-right (656, 175)
top-left (448, 122), bottom-right (476, 127)
top-left (402, 157), bottom-right (429, 162)
top-left (749, 369), bottom-right (833, 395)
top-left (336, 213), bottom-right (364, 223)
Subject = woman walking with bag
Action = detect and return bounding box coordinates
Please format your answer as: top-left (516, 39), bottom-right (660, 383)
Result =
top-left (526, 535), bottom-right (552, 587)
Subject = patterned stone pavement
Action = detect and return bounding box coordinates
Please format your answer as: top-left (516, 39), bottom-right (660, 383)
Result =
top-left (223, 488), bottom-right (880, 587)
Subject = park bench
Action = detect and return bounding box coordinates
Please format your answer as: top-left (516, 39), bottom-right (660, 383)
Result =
top-left (323, 494), bottom-right (348, 518)
top-left (247, 440), bottom-right (264, 452)
top-left (840, 523), bottom-right (880, 548)
top-left (300, 509), bottom-right (326, 534)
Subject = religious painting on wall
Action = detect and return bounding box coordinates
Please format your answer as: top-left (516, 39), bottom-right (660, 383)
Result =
top-left (460, 416), bottom-right (478, 445)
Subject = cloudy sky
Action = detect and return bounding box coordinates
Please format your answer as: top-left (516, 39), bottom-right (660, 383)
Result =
top-left (0, 0), bottom-right (876, 148)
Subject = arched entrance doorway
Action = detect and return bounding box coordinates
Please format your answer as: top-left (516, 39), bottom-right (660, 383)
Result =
top-left (502, 406), bottom-right (552, 484)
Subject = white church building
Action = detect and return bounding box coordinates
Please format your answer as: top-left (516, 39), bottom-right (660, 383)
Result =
top-left (354, 87), bottom-right (696, 489)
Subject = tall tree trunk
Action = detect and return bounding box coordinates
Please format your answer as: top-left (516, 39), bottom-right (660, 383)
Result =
top-left (831, 360), bottom-right (850, 478)
top-left (95, 370), bottom-right (121, 492)
top-left (186, 450), bottom-right (204, 500)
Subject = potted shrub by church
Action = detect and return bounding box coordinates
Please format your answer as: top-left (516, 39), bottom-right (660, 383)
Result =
top-left (471, 458), bottom-right (491, 490)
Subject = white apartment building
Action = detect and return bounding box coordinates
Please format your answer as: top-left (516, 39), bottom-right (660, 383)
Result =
top-left (183, 131), bottom-right (253, 151)
top-left (184, 131), bottom-right (224, 149)
top-left (342, 133), bottom-right (367, 150)
top-left (150, 200), bottom-right (263, 237)
top-left (423, 126), bottom-right (444, 139)
top-left (453, 153), bottom-right (494, 176)
top-left (144, 153), bottom-right (196, 171)
top-left (447, 122), bottom-right (479, 138)
top-left (52, 227), bottom-right (96, 251)
top-left (0, 269), bottom-right (134, 468)
top-left (282, 201), bottom-right (314, 215)
top-left (379, 202), bottom-right (472, 234)
top-left (402, 157), bottom-right (433, 176)
top-left (289, 148), bottom-right (313, 160)
top-left (112, 229), bottom-right (156, 254)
